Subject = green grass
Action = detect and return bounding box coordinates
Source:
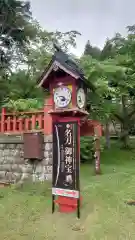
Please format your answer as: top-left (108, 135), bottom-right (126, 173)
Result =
top-left (1, 145), bottom-right (135, 239)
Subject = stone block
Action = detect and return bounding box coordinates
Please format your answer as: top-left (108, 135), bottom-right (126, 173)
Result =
top-left (11, 164), bottom-right (22, 173)
top-left (44, 165), bottom-right (52, 174)
top-left (44, 151), bottom-right (49, 158)
top-left (14, 156), bottom-right (24, 164)
top-left (1, 164), bottom-right (12, 172)
top-left (5, 172), bottom-right (15, 182)
top-left (8, 144), bottom-right (15, 149)
top-left (24, 165), bottom-right (33, 174)
top-left (4, 156), bottom-right (14, 164)
top-left (0, 157), bottom-right (4, 164)
top-left (44, 174), bottom-right (52, 180)
top-left (13, 173), bottom-right (22, 183)
top-left (20, 173), bottom-right (32, 183)
top-left (44, 135), bottom-right (52, 142)
top-left (19, 164), bottom-right (33, 174)
top-left (44, 143), bottom-right (52, 151)
top-left (34, 164), bottom-right (43, 173)
top-left (0, 144), bottom-right (5, 149)
top-left (42, 157), bottom-right (52, 165)
top-left (0, 171), bottom-right (6, 180)
top-left (0, 134), bottom-right (53, 183)
top-left (20, 150), bottom-right (24, 157)
top-left (16, 144), bottom-right (23, 150)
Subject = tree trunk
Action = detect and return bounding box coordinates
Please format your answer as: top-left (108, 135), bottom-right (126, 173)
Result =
top-left (105, 120), bottom-right (110, 148)
top-left (121, 95), bottom-right (130, 149)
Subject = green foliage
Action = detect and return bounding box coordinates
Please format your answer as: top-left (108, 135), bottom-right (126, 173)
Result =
top-left (7, 70), bottom-right (45, 100)
top-left (3, 98), bottom-right (43, 111)
top-left (0, 0), bottom-right (81, 109)
top-left (80, 26), bottom-right (135, 148)
top-left (83, 40), bottom-right (101, 60)
top-left (1, 1), bottom-right (135, 150)
top-left (26, 29), bottom-right (81, 78)
top-left (100, 39), bottom-right (115, 60)
top-left (79, 55), bottom-right (123, 122)
top-left (0, 0), bottom-right (37, 70)
top-left (0, 73), bottom-right (10, 109)
top-left (80, 136), bottom-right (105, 164)
top-left (80, 137), bottom-right (94, 163)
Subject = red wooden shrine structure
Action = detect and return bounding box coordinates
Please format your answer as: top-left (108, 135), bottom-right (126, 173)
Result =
top-left (0, 97), bottom-right (102, 137)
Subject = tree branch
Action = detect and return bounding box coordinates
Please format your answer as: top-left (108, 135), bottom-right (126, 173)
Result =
top-left (128, 109), bottom-right (135, 118)
top-left (113, 113), bottom-right (124, 123)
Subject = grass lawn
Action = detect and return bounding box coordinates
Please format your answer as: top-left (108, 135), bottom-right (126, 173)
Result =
top-left (1, 144), bottom-right (135, 239)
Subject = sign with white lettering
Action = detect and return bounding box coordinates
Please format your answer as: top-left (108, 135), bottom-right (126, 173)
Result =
top-left (52, 121), bottom-right (79, 198)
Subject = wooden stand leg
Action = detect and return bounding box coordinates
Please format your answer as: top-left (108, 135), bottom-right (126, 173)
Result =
top-left (77, 197), bottom-right (80, 219)
top-left (52, 195), bottom-right (55, 213)
top-left (94, 136), bottom-right (101, 174)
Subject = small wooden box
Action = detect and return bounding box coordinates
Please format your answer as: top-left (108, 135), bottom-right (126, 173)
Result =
top-left (23, 132), bottom-right (44, 160)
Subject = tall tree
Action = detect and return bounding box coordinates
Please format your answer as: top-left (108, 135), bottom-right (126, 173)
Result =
top-left (26, 28), bottom-right (81, 77)
top-left (0, 0), bottom-right (38, 108)
top-left (100, 38), bottom-right (117, 147)
top-left (83, 40), bottom-right (101, 59)
top-left (0, 1), bottom-right (81, 109)
top-left (0, 0), bottom-right (37, 71)
top-left (100, 39), bottom-right (115, 60)
top-left (82, 26), bottom-right (135, 148)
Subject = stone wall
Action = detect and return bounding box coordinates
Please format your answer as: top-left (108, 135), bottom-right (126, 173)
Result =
top-left (0, 134), bottom-right (52, 184)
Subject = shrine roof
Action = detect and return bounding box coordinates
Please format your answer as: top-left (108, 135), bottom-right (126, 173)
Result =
top-left (51, 45), bottom-right (85, 79)
top-left (37, 44), bottom-right (87, 88)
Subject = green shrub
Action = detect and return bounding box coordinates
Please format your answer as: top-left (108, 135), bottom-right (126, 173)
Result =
top-left (80, 136), bottom-right (105, 163)
top-left (3, 98), bottom-right (43, 112)
top-left (80, 136), bottom-right (94, 163)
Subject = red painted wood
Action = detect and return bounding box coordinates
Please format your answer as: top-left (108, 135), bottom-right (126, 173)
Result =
top-left (6, 117), bottom-right (11, 132)
top-left (0, 105), bottom-right (101, 135)
top-left (1, 108), bottom-right (6, 133)
top-left (37, 114), bottom-right (43, 129)
top-left (13, 116), bottom-right (17, 132)
top-left (18, 118), bottom-right (23, 132)
top-left (43, 97), bottom-right (52, 135)
top-left (24, 118), bottom-right (30, 131)
top-left (31, 114), bottom-right (36, 130)
top-left (55, 196), bottom-right (82, 213)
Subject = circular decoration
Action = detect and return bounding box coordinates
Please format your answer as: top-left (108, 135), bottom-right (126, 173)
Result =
top-left (54, 86), bottom-right (71, 108)
top-left (77, 88), bottom-right (86, 109)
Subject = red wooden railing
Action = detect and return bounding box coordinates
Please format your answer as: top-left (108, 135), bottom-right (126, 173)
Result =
top-left (0, 98), bottom-right (53, 135)
top-left (0, 96), bottom-right (102, 137)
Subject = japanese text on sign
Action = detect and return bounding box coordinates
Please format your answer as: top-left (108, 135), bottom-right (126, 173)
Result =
top-left (64, 124), bottom-right (74, 186)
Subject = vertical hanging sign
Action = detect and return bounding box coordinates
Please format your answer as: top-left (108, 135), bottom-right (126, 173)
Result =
top-left (52, 121), bottom-right (80, 199)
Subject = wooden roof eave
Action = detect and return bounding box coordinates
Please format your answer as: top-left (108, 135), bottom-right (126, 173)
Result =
top-left (37, 60), bottom-right (80, 88)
